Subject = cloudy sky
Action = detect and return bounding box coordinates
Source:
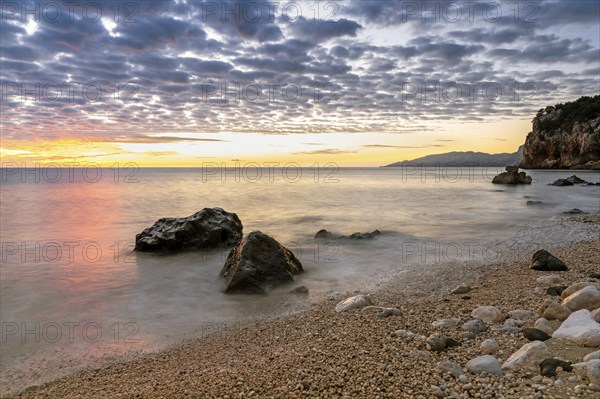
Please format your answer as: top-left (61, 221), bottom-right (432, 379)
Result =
top-left (1, 0), bottom-right (599, 166)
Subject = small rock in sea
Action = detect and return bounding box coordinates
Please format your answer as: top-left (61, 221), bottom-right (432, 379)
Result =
top-left (534, 318), bottom-right (556, 335)
top-left (472, 305), bottom-right (504, 324)
top-left (463, 319), bottom-right (488, 334)
top-left (547, 286), bottom-right (567, 296)
top-left (538, 299), bottom-right (572, 321)
top-left (451, 285), bottom-right (471, 295)
top-left (548, 179), bottom-right (574, 186)
top-left (509, 310), bottom-right (538, 321)
top-left (527, 200), bottom-right (543, 206)
top-left (432, 318), bottom-right (461, 330)
top-left (561, 285), bottom-right (600, 311)
top-left (335, 294), bottom-right (373, 312)
top-left (552, 309), bottom-right (600, 347)
top-left (540, 358), bottom-right (573, 377)
top-left (491, 166), bottom-right (532, 184)
top-left (439, 361), bottom-right (464, 378)
top-left (536, 274), bottom-right (566, 286)
top-left (466, 355), bottom-right (503, 376)
top-left (347, 230), bottom-right (381, 240)
top-left (480, 339), bottom-right (500, 354)
top-left (426, 333), bottom-right (447, 352)
top-left (562, 208), bottom-right (586, 214)
top-left (522, 328), bottom-right (551, 341)
top-left (583, 351), bottom-right (600, 362)
top-left (565, 175), bottom-right (589, 184)
top-left (502, 341), bottom-right (552, 371)
top-left (289, 286), bottom-right (309, 295)
top-left (561, 282), bottom-right (599, 298)
top-left (314, 229), bottom-right (334, 239)
top-left (530, 249), bottom-right (568, 271)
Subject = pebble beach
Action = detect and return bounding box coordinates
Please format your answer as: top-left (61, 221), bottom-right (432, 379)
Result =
top-left (8, 214), bottom-right (600, 399)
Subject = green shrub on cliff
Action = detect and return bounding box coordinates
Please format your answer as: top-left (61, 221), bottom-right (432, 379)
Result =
top-left (535, 95), bottom-right (600, 131)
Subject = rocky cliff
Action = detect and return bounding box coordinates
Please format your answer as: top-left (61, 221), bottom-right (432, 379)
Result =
top-left (520, 95), bottom-right (600, 170)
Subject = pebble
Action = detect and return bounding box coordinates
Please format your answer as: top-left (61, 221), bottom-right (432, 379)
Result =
top-left (480, 339), bottom-right (500, 354)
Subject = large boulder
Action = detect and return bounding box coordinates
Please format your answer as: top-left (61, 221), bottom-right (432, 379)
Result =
top-left (491, 165), bottom-right (532, 184)
top-left (552, 309), bottom-right (600, 347)
top-left (530, 249), bottom-right (568, 271)
top-left (502, 341), bottom-right (552, 370)
top-left (562, 285), bottom-right (600, 311)
top-left (135, 207), bottom-right (242, 251)
top-left (219, 231), bottom-right (303, 293)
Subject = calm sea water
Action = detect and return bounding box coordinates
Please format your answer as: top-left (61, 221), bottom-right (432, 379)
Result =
top-left (1, 167), bottom-right (599, 394)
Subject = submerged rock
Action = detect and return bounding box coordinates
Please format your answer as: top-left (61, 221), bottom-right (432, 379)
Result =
top-left (135, 207), bottom-right (243, 252)
top-left (530, 249), bottom-right (568, 271)
top-left (526, 200), bottom-right (543, 206)
top-left (314, 229), bottom-right (382, 240)
top-left (549, 179), bottom-right (574, 186)
top-left (562, 208), bottom-right (586, 214)
top-left (219, 231), bottom-right (303, 293)
top-left (491, 165), bottom-right (532, 184)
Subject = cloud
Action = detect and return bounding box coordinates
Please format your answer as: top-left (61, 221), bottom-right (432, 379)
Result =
top-left (287, 17), bottom-right (362, 43)
top-left (294, 148), bottom-right (358, 155)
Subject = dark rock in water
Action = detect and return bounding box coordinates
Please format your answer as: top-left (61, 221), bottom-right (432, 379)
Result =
top-left (314, 229), bottom-right (335, 239)
top-left (289, 286), bottom-right (309, 295)
top-left (526, 200), bottom-right (543, 206)
top-left (522, 327), bottom-right (551, 341)
top-left (135, 208), bottom-right (243, 252)
top-left (549, 179), bottom-right (574, 186)
top-left (220, 231), bottom-right (303, 293)
top-left (530, 249), bottom-right (568, 271)
top-left (565, 175), bottom-right (588, 184)
top-left (492, 165), bottom-right (532, 184)
top-left (348, 230), bottom-right (381, 240)
top-left (540, 358), bottom-right (573, 377)
top-left (316, 229), bottom-right (382, 240)
top-left (445, 338), bottom-right (461, 348)
top-left (562, 208), bottom-right (586, 214)
top-left (547, 286), bottom-right (567, 296)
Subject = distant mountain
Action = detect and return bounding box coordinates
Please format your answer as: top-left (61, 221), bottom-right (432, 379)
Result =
top-left (384, 145), bottom-right (524, 167)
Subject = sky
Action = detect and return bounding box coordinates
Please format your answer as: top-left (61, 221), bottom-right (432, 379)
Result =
top-left (1, 0), bottom-right (599, 166)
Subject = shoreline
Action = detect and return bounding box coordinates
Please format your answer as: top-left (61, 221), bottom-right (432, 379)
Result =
top-left (7, 215), bottom-right (600, 398)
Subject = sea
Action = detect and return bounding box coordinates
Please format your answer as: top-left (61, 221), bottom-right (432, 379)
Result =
top-left (1, 166), bottom-right (599, 395)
